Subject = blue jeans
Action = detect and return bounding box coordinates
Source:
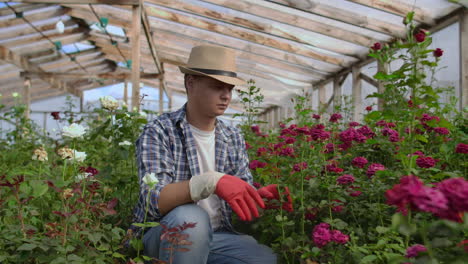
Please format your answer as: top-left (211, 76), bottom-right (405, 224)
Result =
top-left (143, 204), bottom-right (277, 264)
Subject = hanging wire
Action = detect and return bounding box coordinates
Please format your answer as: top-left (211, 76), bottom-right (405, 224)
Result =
top-left (5, 3), bottom-right (88, 73)
top-left (88, 4), bottom-right (128, 64)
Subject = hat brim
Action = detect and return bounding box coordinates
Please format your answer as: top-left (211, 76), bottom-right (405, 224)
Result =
top-left (179, 66), bottom-right (246, 86)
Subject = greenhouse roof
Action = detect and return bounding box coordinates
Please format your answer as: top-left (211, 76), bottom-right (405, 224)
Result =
top-left (0, 0), bottom-right (465, 111)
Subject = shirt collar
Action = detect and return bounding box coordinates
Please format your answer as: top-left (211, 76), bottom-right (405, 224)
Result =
top-left (175, 103), bottom-right (231, 142)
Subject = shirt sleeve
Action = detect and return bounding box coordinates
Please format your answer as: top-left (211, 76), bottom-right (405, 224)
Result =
top-left (232, 129), bottom-right (254, 186)
top-left (136, 121), bottom-right (175, 219)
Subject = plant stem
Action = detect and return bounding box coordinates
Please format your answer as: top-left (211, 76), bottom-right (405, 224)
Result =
top-left (14, 189), bottom-right (27, 239)
top-left (62, 160), bottom-right (67, 181)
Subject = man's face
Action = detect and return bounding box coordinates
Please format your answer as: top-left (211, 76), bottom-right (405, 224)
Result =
top-left (187, 75), bottom-right (234, 117)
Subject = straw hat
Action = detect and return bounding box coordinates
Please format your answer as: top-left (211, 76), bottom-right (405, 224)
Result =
top-left (179, 45), bottom-right (246, 86)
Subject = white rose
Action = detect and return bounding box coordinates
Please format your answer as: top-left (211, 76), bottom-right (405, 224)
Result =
top-left (143, 172), bottom-right (159, 187)
top-left (119, 140), bottom-right (132, 146)
top-left (139, 111), bottom-right (147, 118)
top-left (62, 123), bottom-right (87, 138)
top-left (31, 147), bottom-right (48, 162)
top-left (100, 95), bottom-right (119, 111)
top-left (71, 150), bottom-right (87, 163)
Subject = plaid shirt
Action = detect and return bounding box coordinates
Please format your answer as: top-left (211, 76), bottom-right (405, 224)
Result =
top-left (131, 104), bottom-right (252, 235)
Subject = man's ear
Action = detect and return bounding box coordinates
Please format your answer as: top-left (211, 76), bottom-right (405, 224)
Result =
top-left (185, 74), bottom-right (196, 94)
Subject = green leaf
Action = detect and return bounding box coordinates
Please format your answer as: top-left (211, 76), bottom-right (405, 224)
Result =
top-left (88, 232), bottom-right (103, 244)
top-left (132, 222), bottom-right (160, 228)
top-left (112, 252), bottom-right (126, 259)
top-left (415, 134), bottom-right (428, 143)
top-left (67, 254), bottom-right (83, 261)
top-left (360, 255), bottom-right (378, 263)
top-left (31, 180), bottom-right (48, 197)
top-left (19, 182), bottom-right (31, 195)
top-left (17, 243), bottom-right (37, 251)
top-left (376, 226), bottom-right (389, 234)
top-left (365, 111), bottom-right (382, 121)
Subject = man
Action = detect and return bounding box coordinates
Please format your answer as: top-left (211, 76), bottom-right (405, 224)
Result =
top-left (132, 45), bottom-right (286, 263)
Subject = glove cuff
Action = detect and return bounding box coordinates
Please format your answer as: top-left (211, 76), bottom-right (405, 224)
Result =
top-left (189, 171), bottom-right (224, 201)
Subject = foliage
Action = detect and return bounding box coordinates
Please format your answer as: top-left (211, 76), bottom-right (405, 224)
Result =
top-left (235, 13), bottom-right (468, 264)
top-left (0, 96), bottom-right (165, 263)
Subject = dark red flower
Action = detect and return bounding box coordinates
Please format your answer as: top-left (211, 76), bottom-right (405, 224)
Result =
top-left (293, 162), bottom-right (308, 172)
top-left (406, 244), bottom-right (427, 258)
top-left (79, 166), bottom-right (99, 176)
top-left (434, 127), bottom-right (449, 135)
top-left (371, 42), bottom-right (382, 51)
top-left (365, 106), bottom-right (372, 111)
top-left (433, 48), bottom-right (443, 57)
top-left (245, 142), bottom-right (252, 150)
top-left (366, 163), bottom-right (385, 177)
top-left (249, 160), bottom-right (267, 170)
top-left (329, 113), bottom-right (343, 123)
top-left (51, 112), bottom-right (60, 120)
top-left (337, 174), bottom-right (355, 185)
top-left (251, 125), bottom-right (260, 133)
top-left (455, 143), bottom-right (468, 154)
top-left (416, 156), bottom-right (436, 168)
top-left (415, 31), bottom-right (426, 42)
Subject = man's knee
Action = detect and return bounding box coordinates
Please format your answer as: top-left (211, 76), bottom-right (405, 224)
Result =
top-left (161, 204), bottom-right (212, 238)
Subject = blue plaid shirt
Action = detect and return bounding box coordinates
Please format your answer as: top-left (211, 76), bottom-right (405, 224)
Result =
top-left (131, 104), bottom-right (253, 234)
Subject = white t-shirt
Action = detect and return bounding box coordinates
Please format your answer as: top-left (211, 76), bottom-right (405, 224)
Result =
top-left (189, 124), bottom-right (223, 230)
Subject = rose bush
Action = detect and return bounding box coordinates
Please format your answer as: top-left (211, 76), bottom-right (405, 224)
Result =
top-left (234, 13), bottom-right (467, 264)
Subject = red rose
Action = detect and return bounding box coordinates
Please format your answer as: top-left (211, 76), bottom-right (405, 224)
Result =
top-left (433, 48), bottom-right (443, 57)
top-left (415, 31), bottom-right (426, 42)
top-left (371, 42), bottom-right (381, 51)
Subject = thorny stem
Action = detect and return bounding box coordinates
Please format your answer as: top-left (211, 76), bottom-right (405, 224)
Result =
top-left (14, 188), bottom-right (27, 239)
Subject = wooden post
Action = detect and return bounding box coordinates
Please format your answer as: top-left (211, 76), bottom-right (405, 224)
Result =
top-left (159, 79), bottom-right (164, 114)
top-left (377, 61), bottom-right (388, 111)
top-left (131, 2), bottom-right (142, 111)
top-left (274, 107), bottom-right (279, 127)
top-left (79, 90), bottom-right (84, 112)
top-left (23, 78), bottom-right (31, 119)
top-left (352, 66), bottom-right (362, 121)
top-left (460, 9), bottom-right (468, 112)
top-left (123, 80), bottom-right (128, 107)
top-left (333, 77), bottom-right (342, 109)
top-left (318, 84), bottom-right (326, 111)
top-left (43, 112), bottom-right (47, 133)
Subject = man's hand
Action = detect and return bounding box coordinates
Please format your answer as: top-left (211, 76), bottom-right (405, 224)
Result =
top-left (257, 184), bottom-right (293, 212)
top-left (215, 175), bottom-right (265, 221)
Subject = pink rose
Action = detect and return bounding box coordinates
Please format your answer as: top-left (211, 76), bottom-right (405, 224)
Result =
top-left (416, 156), bottom-right (436, 168)
top-left (366, 163), bottom-right (385, 177)
top-left (249, 160), bottom-right (267, 170)
top-left (337, 174), bottom-right (355, 185)
top-left (331, 230), bottom-right (349, 244)
top-left (329, 113), bottom-right (342, 123)
top-left (352, 157), bottom-right (368, 168)
top-left (455, 143), bottom-right (468, 154)
top-left (405, 244), bottom-right (427, 258)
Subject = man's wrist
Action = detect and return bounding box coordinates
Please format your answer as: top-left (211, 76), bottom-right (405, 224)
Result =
top-left (189, 171), bottom-right (225, 201)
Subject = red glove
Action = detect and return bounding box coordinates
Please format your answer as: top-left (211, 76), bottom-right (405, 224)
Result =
top-left (215, 175), bottom-right (265, 221)
top-left (257, 184), bottom-right (293, 212)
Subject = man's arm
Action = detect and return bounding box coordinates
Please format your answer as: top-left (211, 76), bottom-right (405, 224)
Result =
top-left (158, 181), bottom-right (193, 215)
